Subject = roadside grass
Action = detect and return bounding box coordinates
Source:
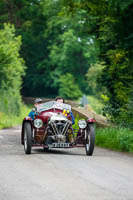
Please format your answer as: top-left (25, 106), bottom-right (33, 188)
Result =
top-left (73, 115), bottom-right (133, 153)
top-left (96, 127), bottom-right (133, 153)
top-left (0, 104), bottom-right (30, 129)
top-left (85, 95), bottom-right (133, 153)
top-left (87, 95), bottom-right (104, 114)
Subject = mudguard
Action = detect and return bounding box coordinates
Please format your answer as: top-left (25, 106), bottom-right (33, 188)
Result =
top-left (87, 118), bottom-right (96, 123)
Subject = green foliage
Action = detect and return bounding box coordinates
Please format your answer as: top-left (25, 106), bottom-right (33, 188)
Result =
top-left (0, 0), bottom-right (99, 98)
top-left (97, 3), bottom-right (133, 123)
top-left (0, 23), bottom-right (26, 115)
top-left (0, 104), bottom-right (30, 129)
top-left (0, 89), bottom-right (22, 116)
top-left (75, 1), bottom-right (133, 124)
top-left (114, 90), bottom-right (133, 129)
top-left (50, 28), bottom-right (98, 93)
top-left (0, 23), bottom-right (25, 90)
top-left (59, 73), bottom-right (82, 100)
top-left (96, 127), bottom-right (133, 153)
top-left (62, 0), bottom-right (133, 126)
top-left (86, 62), bottom-right (106, 96)
top-left (1, 0), bottom-right (133, 127)
top-left (87, 95), bottom-right (104, 114)
top-left (72, 114), bottom-right (81, 130)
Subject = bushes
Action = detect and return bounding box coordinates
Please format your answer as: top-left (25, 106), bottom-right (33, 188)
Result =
top-left (0, 89), bottom-right (22, 116)
top-left (102, 98), bottom-right (133, 129)
top-left (96, 127), bottom-right (133, 153)
top-left (0, 104), bottom-right (30, 129)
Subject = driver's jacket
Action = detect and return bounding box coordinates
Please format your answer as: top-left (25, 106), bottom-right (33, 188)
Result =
top-left (28, 111), bottom-right (75, 125)
top-left (28, 111), bottom-right (35, 120)
top-left (70, 112), bottom-right (75, 125)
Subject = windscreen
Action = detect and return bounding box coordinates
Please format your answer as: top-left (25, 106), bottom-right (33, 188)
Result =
top-left (37, 101), bottom-right (71, 113)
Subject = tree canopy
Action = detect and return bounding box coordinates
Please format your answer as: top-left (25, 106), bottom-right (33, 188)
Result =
top-left (0, 0), bottom-right (133, 124)
top-left (0, 0), bottom-right (98, 99)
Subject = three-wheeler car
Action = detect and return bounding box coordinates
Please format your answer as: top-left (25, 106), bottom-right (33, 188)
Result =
top-left (21, 101), bottom-right (95, 155)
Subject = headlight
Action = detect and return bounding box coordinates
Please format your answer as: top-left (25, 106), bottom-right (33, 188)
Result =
top-left (34, 119), bottom-right (43, 128)
top-left (78, 120), bottom-right (87, 129)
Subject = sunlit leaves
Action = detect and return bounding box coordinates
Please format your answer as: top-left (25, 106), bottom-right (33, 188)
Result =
top-left (0, 23), bottom-right (26, 115)
top-left (0, 23), bottom-right (25, 90)
top-left (59, 73), bottom-right (82, 99)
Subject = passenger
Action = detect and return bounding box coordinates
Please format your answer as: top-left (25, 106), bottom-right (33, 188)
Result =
top-left (28, 98), bottom-right (42, 120)
top-left (55, 97), bottom-right (75, 125)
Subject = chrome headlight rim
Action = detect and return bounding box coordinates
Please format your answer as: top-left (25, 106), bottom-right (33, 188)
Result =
top-left (78, 119), bottom-right (87, 129)
top-left (34, 118), bottom-right (43, 128)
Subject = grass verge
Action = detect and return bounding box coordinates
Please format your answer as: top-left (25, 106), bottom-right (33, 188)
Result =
top-left (96, 127), bottom-right (133, 153)
top-left (0, 104), bottom-right (30, 129)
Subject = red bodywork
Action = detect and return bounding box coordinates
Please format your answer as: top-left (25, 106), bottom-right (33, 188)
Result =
top-left (87, 118), bottom-right (96, 123)
top-left (21, 108), bottom-right (95, 148)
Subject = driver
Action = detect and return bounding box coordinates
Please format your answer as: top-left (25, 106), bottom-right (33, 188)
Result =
top-left (55, 97), bottom-right (75, 125)
top-left (28, 98), bottom-right (42, 120)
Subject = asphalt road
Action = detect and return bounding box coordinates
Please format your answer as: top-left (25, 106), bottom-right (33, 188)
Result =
top-left (0, 126), bottom-right (133, 200)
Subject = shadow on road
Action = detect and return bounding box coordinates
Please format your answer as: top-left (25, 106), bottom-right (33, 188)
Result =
top-left (33, 148), bottom-right (86, 156)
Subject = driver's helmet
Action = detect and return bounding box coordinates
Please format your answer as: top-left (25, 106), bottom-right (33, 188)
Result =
top-left (34, 98), bottom-right (42, 104)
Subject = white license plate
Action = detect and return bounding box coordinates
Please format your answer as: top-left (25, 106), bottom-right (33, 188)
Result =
top-left (48, 143), bottom-right (70, 148)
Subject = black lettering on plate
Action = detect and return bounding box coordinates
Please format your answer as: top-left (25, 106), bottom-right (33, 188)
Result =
top-left (48, 143), bottom-right (70, 148)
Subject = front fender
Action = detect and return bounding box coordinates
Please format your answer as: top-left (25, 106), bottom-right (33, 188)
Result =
top-left (21, 117), bottom-right (33, 145)
top-left (87, 118), bottom-right (96, 123)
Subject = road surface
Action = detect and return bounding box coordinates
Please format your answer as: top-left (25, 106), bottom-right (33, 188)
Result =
top-left (0, 126), bottom-right (133, 200)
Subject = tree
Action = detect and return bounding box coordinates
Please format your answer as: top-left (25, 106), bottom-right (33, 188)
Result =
top-left (0, 0), bottom-right (99, 98)
top-left (0, 23), bottom-right (25, 115)
top-left (62, 0), bottom-right (133, 123)
top-left (86, 62), bottom-right (106, 96)
top-left (59, 73), bottom-right (82, 100)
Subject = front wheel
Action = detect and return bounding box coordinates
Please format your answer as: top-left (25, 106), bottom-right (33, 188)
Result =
top-left (85, 124), bottom-right (95, 156)
top-left (24, 122), bottom-right (32, 154)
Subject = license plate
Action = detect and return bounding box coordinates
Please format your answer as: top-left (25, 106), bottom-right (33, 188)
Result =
top-left (48, 143), bottom-right (70, 148)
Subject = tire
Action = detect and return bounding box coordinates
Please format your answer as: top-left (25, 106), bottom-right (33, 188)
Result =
top-left (24, 122), bottom-right (32, 154)
top-left (85, 124), bottom-right (95, 156)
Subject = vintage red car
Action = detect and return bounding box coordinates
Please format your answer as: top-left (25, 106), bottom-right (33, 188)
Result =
top-left (21, 101), bottom-right (95, 155)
